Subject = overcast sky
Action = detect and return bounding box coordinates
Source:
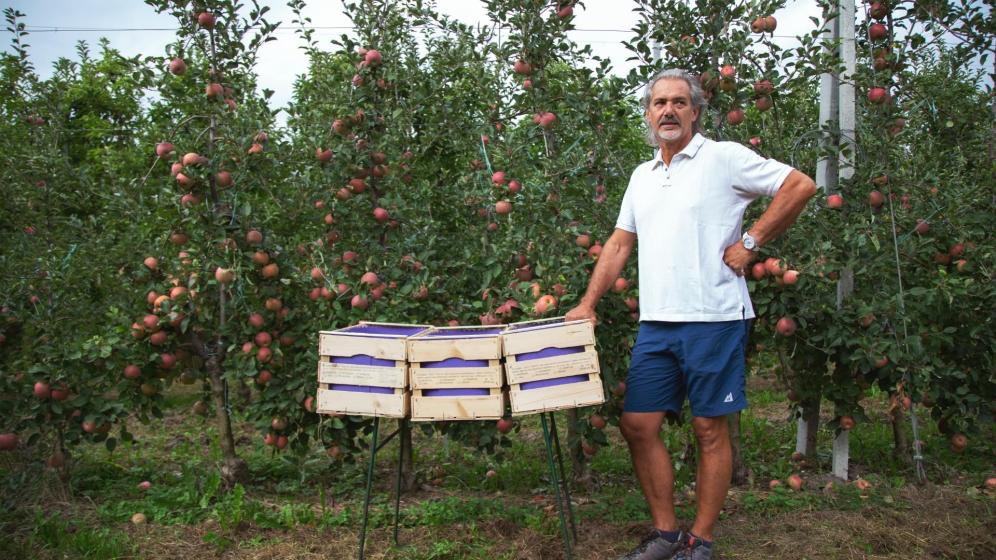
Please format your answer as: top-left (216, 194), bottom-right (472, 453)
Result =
top-left (5, 0), bottom-right (822, 125)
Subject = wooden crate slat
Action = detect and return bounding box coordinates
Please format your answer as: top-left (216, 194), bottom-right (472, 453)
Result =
top-left (509, 375), bottom-right (605, 416)
top-left (410, 361), bottom-right (502, 389)
top-left (504, 346), bottom-right (599, 384)
top-left (316, 387), bottom-right (408, 418)
top-left (318, 332), bottom-right (409, 361)
top-left (317, 359), bottom-right (406, 388)
top-left (407, 336), bottom-right (502, 362)
top-left (410, 389), bottom-right (506, 421)
top-left (502, 319), bottom-right (595, 356)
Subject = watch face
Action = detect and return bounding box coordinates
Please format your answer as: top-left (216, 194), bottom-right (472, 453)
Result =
top-left (743, 234), bottom-right (756, 250)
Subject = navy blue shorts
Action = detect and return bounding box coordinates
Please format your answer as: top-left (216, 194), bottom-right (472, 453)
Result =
top-left (624, 320), bottom-right (750, 418)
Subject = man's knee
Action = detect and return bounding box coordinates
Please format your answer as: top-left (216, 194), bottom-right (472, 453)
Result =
top-left (620, 413), bottom-right (664, 444)
top-left (691, 416), bottom-right (730, 451)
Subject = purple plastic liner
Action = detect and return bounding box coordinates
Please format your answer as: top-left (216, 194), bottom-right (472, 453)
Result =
top-left (425, 327), bottom-right (504, 337)
top-left (421, 357), bottom-right (489, 368)
top-left (341, 324), bottom-right (427, 337)
top-left (330, 355), bottom-right (396, 367)
top-left (516, 345), bottom-right (585, 362)
top-left (329, 384), bottom-right (395, 394)
top-left (520, 374), bottom-right (589, 391)
top-left (422, 388), bottom-right (491, 397)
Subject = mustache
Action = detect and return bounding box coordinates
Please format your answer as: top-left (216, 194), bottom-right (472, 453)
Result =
top-left (658, 118), bottom-right (679, 125)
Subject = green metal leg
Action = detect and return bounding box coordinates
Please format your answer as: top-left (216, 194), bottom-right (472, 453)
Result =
top-left (358, 417), bottom-right (380, 560)
top-left (548, 412), bottom-right (578, 542)
top-left (541, 414), bottom-right (574, 560)
top-left (393, 418), bottom-right (407, 546)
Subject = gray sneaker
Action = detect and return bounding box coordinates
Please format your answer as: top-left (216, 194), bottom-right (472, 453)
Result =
top-left (672, 534), bottom-right (712, 560)
top-left (618, 530), bottom-right (687, 560)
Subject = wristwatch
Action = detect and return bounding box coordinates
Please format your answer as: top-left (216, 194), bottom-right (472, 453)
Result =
top-left (742, 231), bottom-right (760, 252)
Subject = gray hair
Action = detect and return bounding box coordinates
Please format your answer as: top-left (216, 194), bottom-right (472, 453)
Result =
top-left (641, 68), bottom-right (708, 145)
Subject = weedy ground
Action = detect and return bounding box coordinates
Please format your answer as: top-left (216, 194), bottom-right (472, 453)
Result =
top-left (1, 374), bottom-right (993, 560)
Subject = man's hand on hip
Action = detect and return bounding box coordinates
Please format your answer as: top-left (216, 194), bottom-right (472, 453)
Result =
top-left (723, 242), bottom-right (756, 277)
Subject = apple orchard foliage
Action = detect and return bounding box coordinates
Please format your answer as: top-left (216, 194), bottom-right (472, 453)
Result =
top-left (1, 0), bottom-right (993, 473)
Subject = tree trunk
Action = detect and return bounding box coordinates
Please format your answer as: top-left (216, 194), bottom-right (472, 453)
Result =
top-left (399, 419), bottom-right (416, 492)
top-left (889, 396), bottom-right (910, 462)
top-left (727, 412), bottom-right (749, 485)
top-left (566, 408), bottom-right (594, 490)
top-left (207, 355), bottom-right (248, 485)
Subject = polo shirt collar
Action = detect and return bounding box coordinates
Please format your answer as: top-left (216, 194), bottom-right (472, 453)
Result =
top-left (651, 133), bottom-right (707, 168)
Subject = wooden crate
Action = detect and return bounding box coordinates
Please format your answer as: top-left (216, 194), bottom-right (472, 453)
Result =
top-left (407, 325), bottom-right (507, 419)
top-left (502, 317), bottom-right (605, 415)
top-left (316, 386), bottom-right (409, 418)
top-left (316, 322), bottom-right (430, 418)
top-left (411, 387), bottom-right (506, 421)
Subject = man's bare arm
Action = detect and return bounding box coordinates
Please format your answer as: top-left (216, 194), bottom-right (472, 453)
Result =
top-left (565, 228), bottom-right (637, 322)
top-left (724, 170), bottom-right (817, 275)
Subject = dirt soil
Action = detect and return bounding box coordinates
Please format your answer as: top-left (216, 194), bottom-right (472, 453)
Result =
top-left (114, 482), bottom-right (994, 560)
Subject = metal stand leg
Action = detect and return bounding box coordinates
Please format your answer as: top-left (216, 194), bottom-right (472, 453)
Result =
top-left (541, 414), bottom-right (574, 560)
top-left (393, 418), bottom-right (407, 546)
top-left (548, 412), bottom-right (578, 542)
top-left (358, 417), bottom-right (380, 560)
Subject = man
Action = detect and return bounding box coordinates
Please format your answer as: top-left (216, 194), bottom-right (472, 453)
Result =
top-left (565, 68), bottom-right (816, 560)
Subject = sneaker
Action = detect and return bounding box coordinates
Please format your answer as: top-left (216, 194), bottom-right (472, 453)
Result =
top-left (618, 530), bottom-right (686, 560)
top-left (673, 533), bottom-right (712, 560)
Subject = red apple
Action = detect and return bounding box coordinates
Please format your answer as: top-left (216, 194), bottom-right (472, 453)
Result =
top-left (764, 257), bottom-right (783, 276)
top-left (205, 83), bottom-right (223, 98)
top-left (539, 112), bottom-right (557, 128)
top-left (868, 23), bottom-right (888, 41)
top-left (513, 60), bottom-right (532, 75)
top-left (726, 108), bottom-right (744, 125)
top-left (34, 381), bottom-right (51, 399)
top-left (753, 79), bottom-right (774, 95)
top-left (364, 49), bottom-right (382, 66)
top-left (787, 474), bottom-right (803, 491)
top-left (0, 433), bottom-right (18, 451)
top-left (589, 414), bottom-right (606, 429)
top-left (495, 200), bottom-right (512, 215)
top-left (124, 364), bottom-right (142, 380)
top-left (197, 12), bottom-right (216, 29)
top-left (248, 313), bottom-right (265, 329)
top-left (719, 64), bottom-right (736, 79)
top-left (868, 190), bottom-right (884, 207)
top-left (373, 207), bottom-right (390, 223)
top-left (782, 270), bottom-right (799, 285)
top-left (749, 136), bottom-right (761, 147)
top-left (496, 418), bottom-right (514, 433)
top-left (754, 96), bottom-right (773, 112)
top-left (155, 142), bottom-right (174, 158)
top-left (827, 193), bottom-right (844, 208)
top-left (612, 278), bottom-right (629, 293)
top-left (491, 171), bottom-right (506, 186)
top-left (839, 415), bottom-right (856, 430)
top-left (751, 262), bottom-right (768, 280)
top-left (168, 57), bottom-right (186, 75)
top-left (764, 15), bottom-right (777, 32)
top-left (214, 267), bottom-right (234, 284)
top-left (351, 295), bottom-right (368, 310)
top-left (914, 219), bottom-right (929, 235)
top-left (950, 433), bottom-right (968, 453)
top-left (776, 316), bottom-right (797, 336)
top-left (867, 87), bottom-right (888, 104)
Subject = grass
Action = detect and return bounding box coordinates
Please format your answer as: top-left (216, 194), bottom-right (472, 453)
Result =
top-left (0, 373), bottom-right (993, 559)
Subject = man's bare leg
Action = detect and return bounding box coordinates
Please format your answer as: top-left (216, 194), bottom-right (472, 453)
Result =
top-left (688, 416), bottom-right (732, 541)
top-left (620, 411), bottom-right (678, 532)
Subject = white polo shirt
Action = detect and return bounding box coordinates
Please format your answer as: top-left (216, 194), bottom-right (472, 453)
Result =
top-left (616, 133), bottom-right (793, 322)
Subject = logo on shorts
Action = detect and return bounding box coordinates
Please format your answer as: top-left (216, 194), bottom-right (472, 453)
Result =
top-left (723, 393), bottom-right (734, 403)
